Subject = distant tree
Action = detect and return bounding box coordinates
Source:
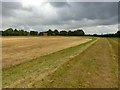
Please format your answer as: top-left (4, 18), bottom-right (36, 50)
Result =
top-left (0, 31), bottom-right (2, 36)
top-left (54, 29), bottom-right (59, 36)
top-left (38, 32), bottom-right (43, 36)
top-left (30, 31), bottom-right (38, 36)
top-left (13, 29), bottom-right (19, 36)
top-left (47, 29), bottom-right (53, 36)
top-left (2, 31), bottom-right (5, 36)
top-left (24, 31), bottom-right (29, 36)
top-left (4, 28), bottom-right (14, 36)
top-left (1, 27), bottom-right (87, 37)
top-left (59, 31), bottom-right (68, 36)
top-left (68, 30), bottom-right (72, 36)
top-left (19, 30), bottom-right (24, 36)
top-left (73, 29), bottom-right (85, 36)
top-left (93, 34), bottom-right (98, 36)
top-left (116, 31), bottom-right (120, 37)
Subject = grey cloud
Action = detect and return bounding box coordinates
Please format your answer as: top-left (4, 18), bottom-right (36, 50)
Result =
top-left (56, 2), bottom-right (118, 21)
top-left (2, 2), bottom-right (22, 17)
top-left (0, 2), bottom-right (2, 15)
top-left (2, 2), bottom-right (22, 9)
top-left (49, 2), bottom-right (70, 8)
top-left (2, 2), bottom-right (33, 17)
top-left (2, 2), bottom-right (118, 34)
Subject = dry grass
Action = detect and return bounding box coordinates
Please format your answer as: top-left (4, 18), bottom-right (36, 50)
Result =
top-left (2, 37), bottom-right (118, 88)
top-left (2, 36), bottom-right (91, 68)
top-left (2, 37), bottom-right (95, 88)
top-left (38, 38), bottom-right (118, 88)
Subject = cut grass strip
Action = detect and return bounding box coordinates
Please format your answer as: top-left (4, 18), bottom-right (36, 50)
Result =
top-left (38, 38), bottom-right (118, 88)
top-left (3, 37), bottom-right (97, 87)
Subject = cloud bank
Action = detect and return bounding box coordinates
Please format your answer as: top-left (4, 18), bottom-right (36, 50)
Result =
top-left (2, 1), bottom-right (118, 34)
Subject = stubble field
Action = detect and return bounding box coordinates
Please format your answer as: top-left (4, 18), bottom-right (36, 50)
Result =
top-left (2, 36), bottom-right (119, 88)
top-left (2, 36), bottom-right (91, 68)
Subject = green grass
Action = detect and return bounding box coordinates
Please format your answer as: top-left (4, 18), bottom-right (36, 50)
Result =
top-left (37, 39), bottom-right (98, 88)
top-left (3, 37), bottom-right (96, 87)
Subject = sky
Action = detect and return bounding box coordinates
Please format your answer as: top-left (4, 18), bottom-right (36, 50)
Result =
top-left (1, 0), bottom-right (119, 34)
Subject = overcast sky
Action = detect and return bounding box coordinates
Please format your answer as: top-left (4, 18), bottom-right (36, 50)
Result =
top-left (1, 1), bottom-right (119, 34)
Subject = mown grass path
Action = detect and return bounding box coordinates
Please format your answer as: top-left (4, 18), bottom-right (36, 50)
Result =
top-left (3, 37), bottom-right (96, 88)
top-left (36, 38), bottom-right (118, 88)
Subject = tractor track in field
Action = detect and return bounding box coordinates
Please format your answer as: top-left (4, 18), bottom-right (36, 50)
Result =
top-left (35, 38), bottom-right (118, 88)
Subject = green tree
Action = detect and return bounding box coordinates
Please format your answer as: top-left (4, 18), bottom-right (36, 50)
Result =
top-left (24, 31), bottom-right (29, 36)
top-left (73, 29), bottom-right (85, 36)
top-left (116, 31), bottom-right (120, 37)
top-left (38, 32), bottom-right (43, 36)
top-left (19, 30), bottom-right (25, 36)
top-left (47, 29), bottom-right (53, 36)
top-left (30, 31), bottom-right (38, 36)
top-left (68, 30), bottom-right (72, 36)
top-left (13, 29), bottom-right (19, 36)
top-left (54, 29), bottom-right (59, 36)
top-left (4, 28), bottom-right (14, 36)
top-left (59, 31), bottom-right (68, 36)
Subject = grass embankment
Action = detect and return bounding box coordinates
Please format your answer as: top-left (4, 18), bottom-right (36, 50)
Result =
top-left (3, 37), bottom-right (96, 88)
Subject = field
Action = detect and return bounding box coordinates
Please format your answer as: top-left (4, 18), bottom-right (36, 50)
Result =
top-left (2, 36), bottom-right (91, 68)
top-left (2, 36), bottom-right (118, 88)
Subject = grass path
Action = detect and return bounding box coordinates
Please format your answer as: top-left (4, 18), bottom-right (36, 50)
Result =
top-left (3, 37), bottom-right (96, 88)
top-left (36, 38), bottom-right (118, 88)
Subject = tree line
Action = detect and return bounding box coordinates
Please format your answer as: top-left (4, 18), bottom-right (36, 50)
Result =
top-left (0, 28), bottom-right (120, 37)
top-left (86, 31), bottom-right (120, 37)
top-left (0, 28), bottom-right (85, 36)
top-left (40, 29), bottom-right (85, 36)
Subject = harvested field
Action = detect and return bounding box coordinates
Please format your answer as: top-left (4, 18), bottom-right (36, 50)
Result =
top-left (2, 37), bottom-right (95, 88)
top-left (38, 38), bottom-right (118, 88)
top-left (2, 37), bottom-right (118, 88)
top-left (2, 36), bottom-right (91, 68)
